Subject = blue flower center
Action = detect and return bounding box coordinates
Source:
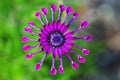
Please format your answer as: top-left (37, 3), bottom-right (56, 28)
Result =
top-left (50, 33), bottom-right (65, 47)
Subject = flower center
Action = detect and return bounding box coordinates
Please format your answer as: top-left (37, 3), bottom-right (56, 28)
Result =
top-left (50, 32), bottom-right (65, 47)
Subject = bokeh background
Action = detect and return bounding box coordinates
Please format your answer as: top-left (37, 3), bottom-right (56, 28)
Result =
top-left (0, 0), bottom-right (120, 80)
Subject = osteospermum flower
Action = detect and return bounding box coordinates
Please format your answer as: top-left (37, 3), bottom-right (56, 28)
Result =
top-left (22, 4), bottom-right (92, 75)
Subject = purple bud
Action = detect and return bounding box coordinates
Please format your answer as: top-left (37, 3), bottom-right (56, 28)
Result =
top-left (58, 66), bottom-right (64, 74)
top-left (73, 12), bottom-right (79, 17)
top-left (50, 67), bottom-right (57, 76)
top-left (66, 6), bottom-right (72, 14)
top-left (26, 54), bottom-right (33, 59)
top-left (72, 62), bottom-right (79, 69)
top-left (23, 44), bottom-right (31, 52)
top-left (78, 57), bottom-right (86, 63)
top-left (36, 63), bottom-right (41, 70)
top-left (81, 21), bottom-right (89, 29)
top-left (35, 12), bottom-right (41, 18)
top-left (51, 4), bottom-right (57, 11)
top-left (59, 4), bottom-right (65, 12)
top-left (84, 35), bottom-right (92, 42)
top-left (28, 21), bottom-right (34, 26)
top-left (24, 27), bottom-right (32, 33)
top-left (42, 8), bottom-right (48, 15)
top-left (22, 36), bottom-right (30, 42)
top-left (82, 48), bottom-right (90, 55)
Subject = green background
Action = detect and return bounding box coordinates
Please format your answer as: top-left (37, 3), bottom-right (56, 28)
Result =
top-left (0, 0), bottom-right (107, 80)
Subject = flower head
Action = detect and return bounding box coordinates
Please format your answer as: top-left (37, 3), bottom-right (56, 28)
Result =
top-left (22, 4), bottom-right (92, 76)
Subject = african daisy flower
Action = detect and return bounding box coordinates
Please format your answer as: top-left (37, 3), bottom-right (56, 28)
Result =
top-left (22, 4), bottom-right (92, 75)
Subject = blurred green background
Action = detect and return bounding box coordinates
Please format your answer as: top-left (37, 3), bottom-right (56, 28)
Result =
top-left (0, 0), bottom-right (120, 80)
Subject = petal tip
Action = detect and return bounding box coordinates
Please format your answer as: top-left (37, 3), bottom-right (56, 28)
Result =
top-left (72, 62), bottom-right (79, 69)
top-left (81, 21), bottom-right (89, 28)
top-left (86, 35), bottom-right (92, 42)
top-left (26, 54), bottom-right (33, 59)
top-left (73, 12), bottom-right (79, 17)
top-left (50, 68), bottom-right (57, 76)
top-left (78, 57), bottom-right (86, 63)
top-left (24, 27), bottom-right (32, 33)
top-left (82, 49), bottom-right (90, 55)
top-left (42, 7), bottom-right (48, 15)
top-left (66, 6), bottom-right (73, 14)
top-left (28, 21), bottom-right (34, 26)
top-left (36, 63), bottom-right (41, 70)
top-left (35, 12), bottom-right (41, 18)
top-left (51, 4), bottom-right (57, 11)
top-left (59, 4), bottom-right (65, 12)
top-left (58, 67), bottom-right (64, 74)
top-left (23, 44), bottom-right (31, 52)
top-left (22, 36), bottom-right (30, 42)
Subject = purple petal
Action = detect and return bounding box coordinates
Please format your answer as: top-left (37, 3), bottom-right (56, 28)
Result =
top-left (44, 25), bottom-right (51, 33)
top-left (65, 41), bottom-right (74, 47)
top-left (63, 44), bottom-right (70, 49)
top-left (49, 23), bottom-right (54, 32)
top-left (63, 43), bottom-right (71, 51)
top-left (59, 23), bottom-right (65, 33)
top-left (39, 33), bottom-right (48, 38)
top-left (39, 38), bottom-right (47, 43)
top-left (41, 29), bottom-right (49, 36)
top-left (46, 46), bottom-right (52, 54)
top-left (57, 21), bottom-right (62, 31)
top-left (52, 22), bottom-right (57, 31)
top-left (42, 45), bottom-right (50, 51)
top-left (61, 46), bottom-right (68, 54)
top-left (57, 48), bottom-right (62, 57)
top-left (53, 48), bottom-right (58, 58)
top-left (64, 32), bottom-right (73, 37)
top-left (62, 26), bottom-right (69, 33)
top-left (40, 42), bottom-right (48, 47)
top-left (66, 36), bottom-right (75, 41)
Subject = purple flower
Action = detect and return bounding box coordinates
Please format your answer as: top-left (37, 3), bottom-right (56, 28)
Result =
top-left (22, 4), bottom-right (92, 76)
